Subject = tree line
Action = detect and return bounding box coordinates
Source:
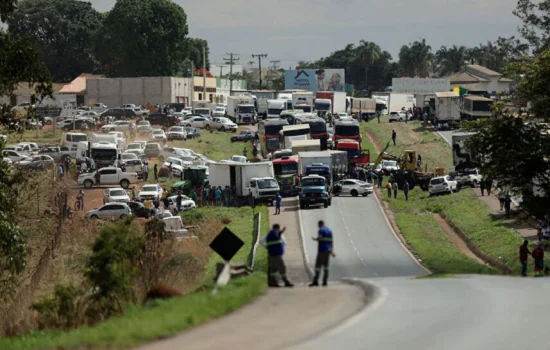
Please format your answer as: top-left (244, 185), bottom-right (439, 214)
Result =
top-left (5, 0), bottom-right (210, 82)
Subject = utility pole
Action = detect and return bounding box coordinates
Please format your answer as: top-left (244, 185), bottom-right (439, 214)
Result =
top-left (202, 45), bottom-right (207, 101)
top-left (252, 53), bottom-right (267, 89)
top-left (223, 53), bottom-right (240, 95)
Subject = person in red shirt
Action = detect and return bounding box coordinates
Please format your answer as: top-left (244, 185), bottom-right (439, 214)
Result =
top-left (532, 243), bottom-right (545, 277)
top-left (519, 240), bottom-right (530, 277)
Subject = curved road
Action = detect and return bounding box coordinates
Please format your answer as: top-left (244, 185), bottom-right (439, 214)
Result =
top-left (301, 195), bottom-right (427, 279)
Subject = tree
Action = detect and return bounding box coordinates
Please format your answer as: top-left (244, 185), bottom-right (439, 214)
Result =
top-left (398, 38), bottom-right (434, 77)
top-left (0, 0), bottom-right (52, 297)
top-left (355, 41), bottom-right (382, 89)
top-left (8, 0), bottom-right (103, 82)
top-left (185, 38), bottom-right (210, 71)
top-left (435, 45), bottom-right (466, 76)
top-left (513, 0), bottom-right (550, 52)
top-left (95, 0), bottom-right (189, 77)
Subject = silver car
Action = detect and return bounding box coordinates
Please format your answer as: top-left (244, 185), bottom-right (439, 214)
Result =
top-left (334, 179), bottom-right (374, 197)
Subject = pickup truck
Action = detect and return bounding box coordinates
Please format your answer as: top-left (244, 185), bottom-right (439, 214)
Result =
top-left (38, 146), bottom-right (74, 162)
top-left (77, 167), bottom-right (139, 189)
top-left (453, 168), bottom-right (482, 188)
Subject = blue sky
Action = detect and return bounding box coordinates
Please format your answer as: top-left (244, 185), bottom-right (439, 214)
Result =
top-left (90, 0), bottom-right (521, 68)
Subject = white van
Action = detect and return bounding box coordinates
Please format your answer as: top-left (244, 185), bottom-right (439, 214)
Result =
top-left (61, 132), bottom-right (88, 152)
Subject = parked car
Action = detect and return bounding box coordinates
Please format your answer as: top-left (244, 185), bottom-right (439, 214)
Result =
top-left (78, 167), bottom-right (139, 189)
top-left (58, 119), bottom-right (90, 131)
top-left (381, 160), bottom-right (399, 172)
top-left (211, 117), bottom-right (237, 132)
top-left (101, 120), bottom-right (134, 133)
top-left (144, 143), bottom-right (163, 158)
top-left (103, 187), bottom-right (131, 204)
top-left (2, 150), bottom-right (28, 162)
top-left (17, 155), bottom-right (55, 169)
top-left (132, 107), bottom-right (149, 117)
top-left (454, 168), bottom-right (482, 187)
top-left (100, 108), bottom-right (136, 120)
top-left (126, 143), bottom-right (145, 156)
top-left (231, 130), bottom-right (255, 142)
top-left (123, 159), bottom-right (144, 174)
top-left (163, 156), bottom-right (192, 176)
top-left (151, 129), bottom-right (167, 143)
top-left (128, 201), bottom-right (152, 218)
top-left (333, 179), bottom-right (373, 197)
top-left (428, 175), bottom-right (459, 196)
top-left (138, 183), bottom-right (163, 201)
top-left (183, 116), bottom-right (209, 129)
top-left (185, 127), bottom-right (201, 139)
top-left (92, 103), bottom-right (107, 112)
top-left (77, 111), bottom-right (100, 119)
top-left (87, 203), bottom-right (132, 220)
top-left (388, 111), bottom-right (407, 122)
top-left (166, 126), bottom-right (187, 141)
top-left (147, 113), bottom-right (177, 127)
top-left (17, 142), bottom-right (39, 152)
top-left (119, 152), bottom-right (139, 163)
top-left (139, 125), bottom-right (153, 136)
top-left (167, 195), bottom-right (196, 213)
top-left (231, 155), bottom-right (247, 163)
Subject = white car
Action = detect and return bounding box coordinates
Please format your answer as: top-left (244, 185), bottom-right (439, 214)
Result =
top-left (164, 156), bottom-right (192, 176)
top-left (337, 113), bottom-right (352, 120)
top-left (103, 187), bottom-right (131, 204)
top-left (120, 152), bottom-right (139, 163)
top-left (92, 103), bottom-right (107, 112)
top-left (138, 183), bottom-right (163, 201)
top-left (212, 107), bottom-right (226, 117)
top-left (151, 129), bottom-right (167, 142)
top-left (167, 195), bottom-right (196, 213)
top-left (137, 120), bottom-right (151, 130)
top-left (3, 150), bottom-right (28, 162)
top-left (231, 155), bottom-right (247, 163)
top-left (166, 126), bottom-right (187, 141)
top-left (334, 179), bottom-right (374, 197)
top-left (77, 111), bottom-right (100, 119)
top-left (184, 116), bottom-right (209, 129)
top-left (183, 107), bottom-right (193, 114)
top-left (428, 175), bottom-right (459, 195)
top-left (17, 155), bottom-right (55, 169)
top-left (126, 143), bottom-right (145, 156)
top-left (389, 111), bottom-right (407, 122)
top-left (18, 142), bottom-right (39, 152)
top-left (211, 117), bottom-right (237, 132)
top-left (101, 120), bottom-right (135, 133)
top-left (87, 203), bottom-right (132, 220)
top-left (2, 157), bottom-right (12, 165)
top-left (382, 160), bottom-right (399, 172)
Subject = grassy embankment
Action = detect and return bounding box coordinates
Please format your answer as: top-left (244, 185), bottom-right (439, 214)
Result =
top-left (364, 120), bottom-right (522, 275)
top-left (0, 206), bottom-right (269, 350)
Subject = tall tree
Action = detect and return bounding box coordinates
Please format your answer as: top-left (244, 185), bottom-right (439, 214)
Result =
top-left (435, 45), bottom-right (466, 76)
top-left (185, 38), bottom-right (210, 71)
top-left (8, 0), bottom-right (102, 82)
top-left (355, 40), bottom-right (382, 89)
top-left (95, 0), bottom-right (189, 77)
top-left (513, 0), bottom-right (550, 52)
top-left (398, 38), bottom-right (434, 77)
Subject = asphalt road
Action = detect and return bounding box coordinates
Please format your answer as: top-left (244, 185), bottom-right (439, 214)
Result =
top-left (438, 130), bottom-right (454, 145)
top-left (292, 276), bottom-right (549, 350)
top-left (300, 195), bottom-right (427, 279)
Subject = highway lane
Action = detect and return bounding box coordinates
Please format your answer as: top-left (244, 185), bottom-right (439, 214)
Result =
top-left (292, 276), bottom-right (549, 350)
top-left (300, 195), bottom-right (428, 279)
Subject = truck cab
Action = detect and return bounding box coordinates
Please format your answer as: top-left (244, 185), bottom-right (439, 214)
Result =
top-left (273, 156), bottom-right (299, 195)
top-left (267, 99), bottom-right (288, 119)
top-left (248, 177), bottom-right (280, 203)
top-left (314, 99), bottom-right (331, 115)
top-left (299, 174), bottom-right (331, 209)
top-left (336, 139), bottom-right (370, 165)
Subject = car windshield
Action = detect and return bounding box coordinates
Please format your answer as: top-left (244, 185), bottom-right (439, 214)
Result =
top-left (153, 130), bottom-right (163, 135)
top-left (141, 185), bottom-right (158, 192)
top-left (127, 144), bottom-right (141, 149)
top-left (384, 161), bottom-right (397, 167)
top-left (166, 158), bottom-right (182, 166)
top-left (110, 190), bottom-right (126, 196)
top-left (274, 162), bottom-right (298, 175)
top-left (138, 121), bottom-right (150, 126)
top-left (239, 106), bottom-right (255, 113)
top-left (170, 127), bottom-right (183, 132)
top-left (302, 178), bottom-right (325, 186)
top-left (431, 178), bottom-right (445, 185)
top-left (335, 125), bottom-right (359, 137)
top-left (257, 178), bottom-right (278, 189)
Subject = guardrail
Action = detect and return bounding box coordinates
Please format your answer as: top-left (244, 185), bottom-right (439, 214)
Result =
top-left (247, 212), bottom-right (262, 270)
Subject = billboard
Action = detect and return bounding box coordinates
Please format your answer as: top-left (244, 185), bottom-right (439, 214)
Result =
top-left (392, 78), bottom-right (450, 94)
top-left (285, 69), bottom-right (345, 93)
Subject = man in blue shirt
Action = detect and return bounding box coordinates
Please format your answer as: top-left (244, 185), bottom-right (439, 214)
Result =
top-left (264, 224), bottom-right (294, 288)
top-left (275, 192), bottom-right (282, 215)
top-left (310, 220), bottom-right (335, 287)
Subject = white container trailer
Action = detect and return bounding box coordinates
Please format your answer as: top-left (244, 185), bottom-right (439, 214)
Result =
top-left (292, 92), bottom-right (314, 113)
top-left (208, 162), bottom-right (279, 201)
top-left (298, 151), bottom-right (332, 177)
top-left (291, 139), bottom-right (321, 155)
top-left (435, 91), bottom-right (461, 122)
top-left (388, 93), bottom-right (415, 113)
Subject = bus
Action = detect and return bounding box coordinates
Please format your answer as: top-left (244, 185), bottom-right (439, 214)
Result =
top-left (333, 120), bottom-right (361, 147)
top-left (258, 119), bottom-right (289, 157)
top-left (294, 113), bottom-right (328, 150)
top-left (280, 124), bottom-right (311, 150)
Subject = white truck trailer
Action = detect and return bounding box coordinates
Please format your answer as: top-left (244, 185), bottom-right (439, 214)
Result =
top-left (435, 91), bottom-right (461, 123)
top-left (192, 100), bottom-right (213, 116)
top-left (292, 92), bottom-right (314, 113)
top-left (388, 93), bottom-right (415, 113)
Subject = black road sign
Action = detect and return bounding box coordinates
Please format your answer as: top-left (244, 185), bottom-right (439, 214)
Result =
top-left (209, 227), bottom-right (244, 262)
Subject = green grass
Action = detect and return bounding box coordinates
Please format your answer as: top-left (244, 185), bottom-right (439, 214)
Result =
top-left (365, 121), bottom-right (522, 275)
top-left (1, 206), bottom-right (270, 350)
top-left (171, 130), bottom-right (252, 161)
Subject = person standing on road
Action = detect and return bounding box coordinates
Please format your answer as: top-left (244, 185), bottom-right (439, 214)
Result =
top-left (176, 191), bottom-right (183, 213)
top-left (520, 240), bottom-right (531, 277)
top-left (263, 224), bottom-right (294, 287)
top-left (275, 192), bottom-right (282, 215)
top-left (498, 191), bottom-right (506, 210)
top-left (153, 164), bottom-right (158, 181)
top-left (403, 181), bottom-right (410, 201)
top-left (504, 194), bottom-right (512, 217)
top-left (310, 220), bottom-right (335, 287)
top-left (378, 173), bottom-right (384, 188)
top-left (532, 243), bottom-right (544, 277)
top-left (386, 182), bottom-right (392, 198)
top-left (486, 179), bottom-right (493, 196)
top-left (391, 130), bottom-right (397, 146)
top-left (479, 180), bottom-right (486, 196)
top-left (376, 111), bottom-right (381, 124)
top-left (143, 162), bottom-right (149, 181)
top-left (392, 181), bottom-right (398, 199)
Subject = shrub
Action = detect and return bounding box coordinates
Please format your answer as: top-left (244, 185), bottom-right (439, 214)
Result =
top-left (31, 284), bottom-right (85, 330)
top-left (158, 167), bottom-right (170, 178)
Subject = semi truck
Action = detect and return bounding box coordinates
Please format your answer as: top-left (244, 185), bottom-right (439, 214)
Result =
top-left (292, 92), bottom-right (313, 113)
top-left (298, 151), bottom-right (333, 208)
top-left (328, 150), bottom-right (348, 179)
top-left (272, 155), bottom-right (300, 195)
top-left (192, 100), bottom-right (213, 116)
top-left (248, 90), bottom-right (276, 117)
top-left (435, 91), bottom-right (461, 123)
top-left (315, 91), bottom-right (347, 114)
top-left (277, 92), bottom-right (293, 110)
top-left (267, 99), bottom-right (288, 119)
top-left (226, 96), bottom-right (256, 124)
top-left (208, 162), bottom-right (280, 203)
top-left (350, 98), bottom-right (376, 119)
top-left (388, 93), bottom-right (415, 113)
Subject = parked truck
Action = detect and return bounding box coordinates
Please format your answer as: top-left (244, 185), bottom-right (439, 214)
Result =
top-left (208, 162), bottom-right (280, 203)
top-left (272, 155), bottom-right (299, 195)
top-left (226, 96), bottom-right (256, 124)
top-left (388, 93), bottom-right (415, 113)
top-left (249, 90), bottom-right (277, 117)
top-left (192, 100), bottom-right (213, 116)
top-left (292, 92), bottom-right (314, 113)
top-left (350, 97), bottom-right (376, 119)
top-left (291, 139), bottom-right (321, 155)
top-left (315, 91), bottom-right (347, 114)
top-left (77, 167), bottom-right (138, 189)
top-left (298, 151), bottom-right (333, 209)
top-left (461, 95), bottom-right (493, 120)
top-left (435, 91), bottom-right (461, 123)
top-left (328, 150), bottom-right (348, 180)
top-left (452, 132), bottom-right (477, 171)
top-left (267, 99), bottom-right (288, 119)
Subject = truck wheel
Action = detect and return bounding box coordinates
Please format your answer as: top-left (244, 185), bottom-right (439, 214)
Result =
top-left (84, 179), bottom-right (93, 189)
top-left (351, 189), bottom-right (359, 197)
top-left (120, 179), bottom-right (130, 189)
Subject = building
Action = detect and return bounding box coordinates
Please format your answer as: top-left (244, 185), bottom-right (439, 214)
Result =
top-left (448, 65), bottom-right (513, 95)
top-left (215, 78), bottom-right (247, 104)
top-left (86, 76), bottom-right (192, 108)
top-left (191, 76), bottom-right (217, 102)
top-left (58, 73), bottom-right (103, 106)
top-left (0, 82), bottom-right (65, 106)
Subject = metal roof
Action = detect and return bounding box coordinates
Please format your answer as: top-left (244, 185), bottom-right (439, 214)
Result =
top-left (466, 64), bottom-right (502, 77)
top-left (449, 72), bottom-right (489, 83)
top-left (435, 91), bottom-right (459, 98)
top-left (464, 95), bottom-right (493, 102)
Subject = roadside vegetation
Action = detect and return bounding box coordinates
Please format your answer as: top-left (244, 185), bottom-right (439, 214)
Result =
top-left (364, 119), bottom-right (522, 275)
top-left (0, 205), bottom-right (269, 349)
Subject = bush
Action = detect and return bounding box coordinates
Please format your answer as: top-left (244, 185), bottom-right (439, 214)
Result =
top-left (158, 167), bottom-right (170, 178)
top-left (32, 284), bottom-right (85, 330)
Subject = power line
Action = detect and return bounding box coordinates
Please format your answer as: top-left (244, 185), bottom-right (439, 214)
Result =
top-left (252, 53), bottom-right (268, 89)
top-left (268, 60), bottom-right (280, 85)
top-left (223, 52), bottom-right (240, 95)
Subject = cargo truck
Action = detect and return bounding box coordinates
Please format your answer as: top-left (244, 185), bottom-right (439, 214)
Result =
top-left (273, 155), bottom-right (299, 195)
top-left (291, 139), bottom-right (321, 155)
top-left (328, 150), bottom-right (348, 180)
top-left (292, 92), bottom-right (313, 113)
top-left (315, 91), bottom-right (347, 114)
top-left (281, 124), bottom-right (311, 150)
top-left (452, 132), bottom-right (476, 171)
top-left (388, 93), bottom-right (415, 113)
top-left (298, 151), bottom-right (333, 208)
top-left (248, 90), bottom-right (276, 117)
top-left (435, 92), bottom-right (461, 123)
top-left (277, 92), bottom-right (293, 110)
top-left (461, 95), bottom-right (493, 120)
top-left (226, 96), bottom-right (257, 124)
top-left (350, 98), bottom-right (376, 120)
top-left (267, 99), bottom-right (288, 119)
top-left (192, 100), bottom-right (213, 116)
top-left (208, 161), bottom-right (279, 203)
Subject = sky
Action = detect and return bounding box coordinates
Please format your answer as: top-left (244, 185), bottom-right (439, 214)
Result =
top-left (90, 0), bottom-right (521, 69)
